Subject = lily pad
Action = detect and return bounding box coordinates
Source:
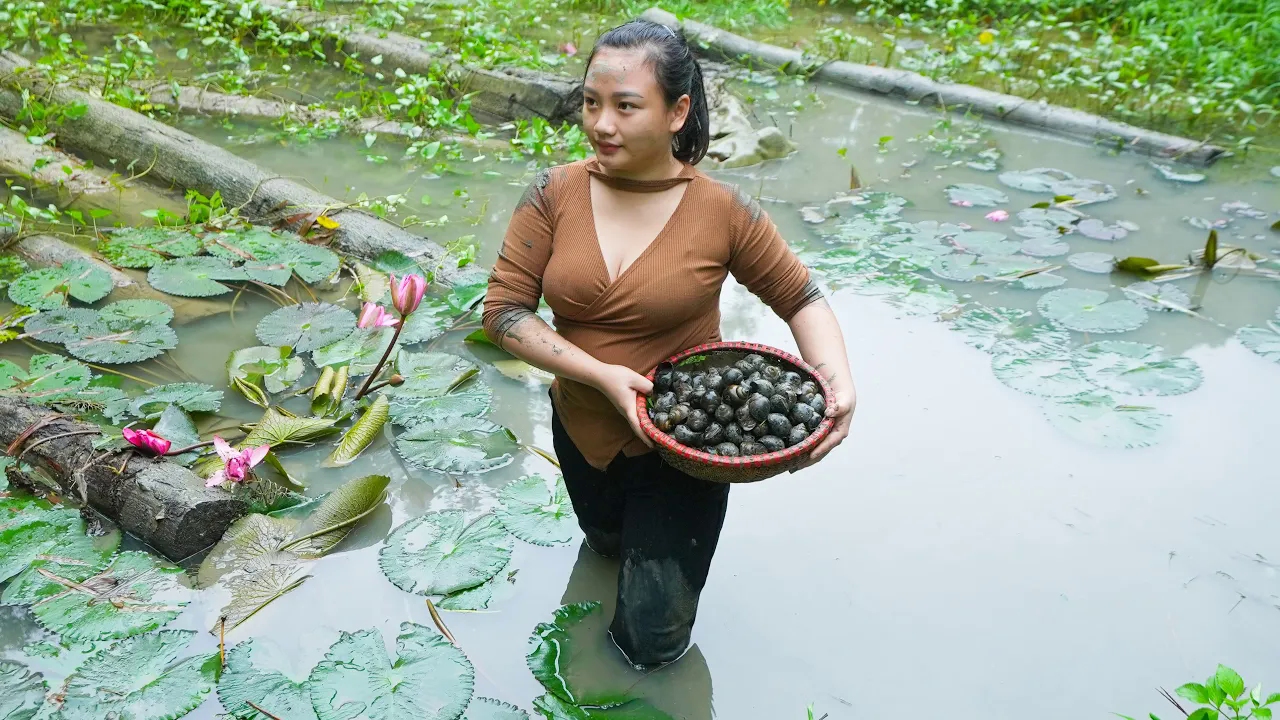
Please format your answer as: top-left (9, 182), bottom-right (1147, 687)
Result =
top-left (380, 510), bottom-right (514, 596)
top-left (218, 638), bottom-right (319, 720)
top-left (949, 305), bottom-right (1071, 354)
top-left (0, 254), bottom-right (30, 290)
top-left (288, 474), bottom-right (389, 559)
top-left (99, 228), bottom-right (202, 268)
top-left (527, 602), bottom-right (613, 705)
top-left (0, 660), bottom-right (46, 720)
top-left (21, 308), bottom-right (103, 344)
top-left (220, 562), bottom-right (311, 634)
top-left (436, 571), bottom-right (515, 611)
top-left (531, 695), bottom-right (674, 720)
top-left (389, 386), bottom-right (493, 428)
top-left (1016, 208), bottom-right (1077, 228)
top-left (312, 327), bottom-right (397, 376)
top-left (464, 698), bottom-right (530, 720)
top-left (1, 510), bottom-right (119, 605)
top-left (1072, 341), bottom-right (1202, 396)
top-left (8, 260), bottom-right (112, 310)
top-left (32, 550), bottom-right (189, 642)
top-left (242, 407), bottom-right (338, 447)
top-left (256, 303), bottom-right (356, 353)
top-left (197, 514), bottom-right (298, 588)
top-left (394, 352), bottom-right (476, 395)
top-left (56, 629), bottom-right (217, 720)
top-left (308, 622), bottom-right (474, 720)
top-left (495, 474), bottom-right (576, 546)
top-left (1043, 391), bottom-right (1169, 449)
top-left (229, 346), bottom-right (305, 394)
top-left (206, 228), bottom-right (339, 285)
top-left (148, 256), bottom-right (249, 297)
top-left (992, 347), bottom-right (1093, 398)
top-left (1066, 252), bottom-right (1116, 274)
top-left (1237, 323), bottom-right (1280, 364)
top-left (1018, 236), bottom-right (1072, 257)
top-left (129, 382), bottom-right (223, 419)
top-left (948, 230), bottom-right (1020, 256)
top-left (1037, 288), bottom-right (1147, 333)
top-left (1120, 281), bottom-right (1192, 312)
top-left (1075, 218), bottom-right (1130, 242)
top-left (64, 322), bottom-right (178, 364)
top-left (1150, 162), bottom-right (1205, 184)
top-left (399, 298), bottom-right (455, 345)
top-left (0, 354), bottom-right (91, 403)
top-left (945, 183), bottom-right (1007, 207)
top-left (394, 416), bottom-right (516, 475)
top-left (0, 502), bottom-right (89, 584)
top-left (998, 168), bottom-right (1116, 204)
top-left (1010, 271), bottom-right (1067, 290)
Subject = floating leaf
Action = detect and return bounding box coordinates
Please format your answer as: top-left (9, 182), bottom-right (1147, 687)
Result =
top-left (229, 346), bottom-right (305, 394)
top-left (394, 352), bottom-right (475, 395)
top-left (1016, 208), bottom-right (1077, 228)
top-left (0, 660), bottom-right (46, 720)
top-left (256, 303), bottom-right (356, 353)
top-left (436, 571), bottom-right (514, 611)
top-left (1037, 288), bottom-right (1147, 333)
top-left (218, 638), bottom-right (319, 720)
top-left (324, 396), bottom-right (390, 468)
top-left (527, 602), bottom-right (611, 705)
top-left (1072, 341), bottom-right (1202, 396)
top-left (64, 322), bottom-right (178, 364)
top-left (284, 474), bottom-right (389, 558)
top-left (0, 254), bottom-right (31, 291)
top-left (947, 230), bottom-right (1020, 256)
top-left (220, 562), bottom-right (311, 633)
top-left (1043, 392), bottom-right (1169, 449)
top-left (1009, 271), bottom-right (1066, 290)
top-left (1, 513), bottom-right (118, 605)
top-left (99, 228), bottom-right (201, 269)
top-left (493, 360), bottom-right (555, 384)
top-left (992, 344), bottom-right (1092, 398)
top-left (32, 550), bottom-right (189, 642)
top-left (944, 183), bottom-right (1007, 207)
top-left (129, 382), bottom-right (223, 419)
top-left (308, 622), bottom-right (475, 720)
top-left (56, 629), bottom-right (217, 720)
top-left (1066, 252), bottom-right (1116, 274)
top-left (389, 386), bottom-right (492, 428)
top-left (1075, 218), bottom-right (1130, 242)
top-left (380, 511), bottom-right (514, 596)
top-left (21, 308), bottom-right (102, 344)
top-left (147, 255), bottom-right (248, 297)
top-left (1150, 162), bottom-right (1205, 184)
top-left (1237, 323), bottom-right (1280, 364)
top-left (8, 260), bottom-right (112, 310)
top-left (197, 514), bottom-right (298, 588)
top-left (464, 698), bottom-right (529, 720)
top-left (0, 354), bottom-right (91, 403)
top-left (395, 417), bottom-right (516, 475)
top-left (532, 695), bottom-right (674, 720)
top-left (0, 502), bottom-right (87, 584)
top-left (1120, 281), bottom-right (1192, 312)
top-left (949, 305), bottom-right (1070, 354)
top-left (930, 254), bottom-right (998, 282)
top-left (207, 228), bottom-right (339, 285)
top-left (312, 327), bottom-right (397, 376)
top-left (445, 276), bottom-right (488, 314)
top-left (398, 298), bottom-right (454, 345)
top-left (998, 168), bottom-right (1116, 204)
top-left (495, 474), bottom-right (575, 546)
top-left (242, 407), bottom-right (338, 447)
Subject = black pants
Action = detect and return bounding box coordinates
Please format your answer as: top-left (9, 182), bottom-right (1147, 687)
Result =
top-left (551, 402), bottom-right (731, 667)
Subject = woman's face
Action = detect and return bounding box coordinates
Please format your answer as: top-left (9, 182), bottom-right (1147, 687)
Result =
top-left (583, 46), bottom-right (690, 173)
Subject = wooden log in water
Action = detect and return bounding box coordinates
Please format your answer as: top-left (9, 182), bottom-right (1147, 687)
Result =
top-left (0, 395), bottom-right (246, 562)
top-left (0, 51), bottom-right (463, 275)
top-left (641, 8), bottom-right (1227, 167)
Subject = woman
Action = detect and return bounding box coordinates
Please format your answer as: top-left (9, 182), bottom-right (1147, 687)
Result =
top-left (483, 19), bottom-right (855, 668)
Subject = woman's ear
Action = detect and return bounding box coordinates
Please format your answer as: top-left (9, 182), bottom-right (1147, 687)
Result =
top-left (668, 94), bottom-right (691, 134)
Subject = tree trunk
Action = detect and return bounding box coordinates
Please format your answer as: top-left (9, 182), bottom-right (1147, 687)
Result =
top-left (642, 8), bottom-right (1227, 167)
top-left (0, 395), bottom-right (246, 561)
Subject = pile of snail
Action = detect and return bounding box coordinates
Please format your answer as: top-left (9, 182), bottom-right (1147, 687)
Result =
top-left (647, 353), bottom-right (825, 457)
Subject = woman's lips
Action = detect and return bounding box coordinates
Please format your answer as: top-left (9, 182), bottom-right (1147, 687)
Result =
top-left (597, 142), bottom-right (621, 155)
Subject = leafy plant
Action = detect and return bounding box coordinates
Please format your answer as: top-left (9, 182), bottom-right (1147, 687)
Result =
top-left (1117, 664), bottom-right (1278, 720)
top-left (7, 260), bottom-right (112, 310)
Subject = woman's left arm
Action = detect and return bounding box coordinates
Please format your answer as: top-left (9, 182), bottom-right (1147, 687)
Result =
top-left (788, 298), bottom-right (856, 463)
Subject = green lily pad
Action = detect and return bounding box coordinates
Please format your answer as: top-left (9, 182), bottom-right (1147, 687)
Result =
top-left (998, 168), bottom-right (1116, 204)
top-left (129, 382), bottom-right (223, 419)
top-left (495, 474), bottom-right (576, 546)
top-left (389, 386), bottom-right (492, 428)
top-left (532, 695), bottom-right (674, 720)
top-left (1075, 218), bottom-right (1130, 242)
top-left (308, 622), bottom-right (474, 720)
top-left (399, 298), bottom-right (455, 345)
top-left (393, 352), bottom-right (474, 394)
top-left (256, 303), bottom-right (356, 353)
top-left (436, 570), bottom-right (515, 611)
top-left (153, 403), bottom-right (201, 463)
top-left (100, 298), bottom-right (175, 327)
top-left (1010, 271), bottom-right (1067, 290)
top-left (220, 562), bottom-right (311, 634)
top-left (464, 698), bottom-right (530, 720)
top-left (1, 514), bottom-right (120, 605)
top-left (196, 513), bottom-right (299, 589)
top-left (8, 260), bottom-right (112, 310)
top-left (206, 228), bottom-right (338, 285)
top-left (1016, 208), bottom-right (1078, 228)
top-left (1120, 281), bottom-right (1191, 312)
top-left (992, 346), bottom-right (1093, 398)
top-left (147, 255), bottom-right (249, 297)
top-left (1072, 341), bottom-right (1202, 396)
top-left (0, 254), bottom-right (30, 290)
top-left (1150, 162), bottom-right (1205, 184)
top-left (1066, 252), bottom-right (1115, 274)
top-left (21, 308), bottom-right (102, 344)
top-left (949, 305), bottom-right (1071, 355)
top-left (218, 638), bottom-right (319, 720)
top-left (945, 183), bottom-right (1007, 207)
top-left (0, 354), bottom-right (91, 403)
top-left (56, 629), bottom-right (218, 720)
top-left (59, 384), bottom-right (132, 424)
top-left (1238, 323), bottom-right (1280, 363)
top-left (528, 602), bottom-right (622, 706)
top-left (947, 230), bottom-right (1020, 256)
top-left (241, 407), bottom-right (338, 448)
top-left (0, 660), bottom-right (46, 720)
top-left (380, 510), bottom-right (514, 596)
top-left (0, 501), bottom-right (87, 583)
top-left (99, 228), bottom-right (202, 268)
top-left (32, 551), bottom-right (189, 642)
top-left (1018, 236), bottom-right (1071, 258)
top-left (1037, 288), bottom-right (1147, 333)
top-left (229, 346), bottom-right (305, 394)
top-left (64, 322), bottom-right (178, 364)
top-left (312, 327), bottom-right (397, 376)
top-left (1043, 392), bottom-right (1169, 449)
top-left (886, 282), bottom-right (959, 317)
top-left (394, 416), bottom-right (517, 475)
top-left (930, 255), bottom-right (994, 282)
top-left (826, 191), bottom-right (910, 221)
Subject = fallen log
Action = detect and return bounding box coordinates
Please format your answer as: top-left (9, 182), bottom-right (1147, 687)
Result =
top-left (0, 395), bottom-right (246, 562)
top-left (642, 8), bottom-right (1227, 166)
top-left (0, 51), bottom-right (464, 277)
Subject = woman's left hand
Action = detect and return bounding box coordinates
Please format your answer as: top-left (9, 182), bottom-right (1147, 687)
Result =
top-left (796, 389), bottom-right (855, 469)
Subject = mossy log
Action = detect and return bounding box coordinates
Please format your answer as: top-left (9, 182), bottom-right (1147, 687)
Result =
top-left (642, 8), bottom-right (1227, 166)
top-left (0, 395), bottom-right (246, 561)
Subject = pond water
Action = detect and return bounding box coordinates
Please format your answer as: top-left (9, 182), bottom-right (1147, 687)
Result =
top-left (2, 74), bottom-right (1279, 720)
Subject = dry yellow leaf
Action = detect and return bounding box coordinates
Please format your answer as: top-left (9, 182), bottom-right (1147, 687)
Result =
top-left (315, 214), bottom-right (340, 230)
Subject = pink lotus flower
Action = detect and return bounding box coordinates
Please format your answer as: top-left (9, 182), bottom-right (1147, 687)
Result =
top-left (560, 42), bottom-right (577, 56)
top-left (358, 302), bottom-right (399, 329)
top-left (985, 209), bottom-right (1010, 222)
top-left (206, 436), bottom-right (269, 488)
top-left (389, 273), bottom-right (426, 316)
top-left (122, 428), bottom-right (171, 456)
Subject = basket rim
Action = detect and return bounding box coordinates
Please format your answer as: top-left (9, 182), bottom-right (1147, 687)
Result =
top-left (635, 341), bottom-right (836, 469)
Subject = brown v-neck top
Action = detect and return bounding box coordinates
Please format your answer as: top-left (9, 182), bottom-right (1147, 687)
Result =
top-left (483, 157), bottom-right (821, 470)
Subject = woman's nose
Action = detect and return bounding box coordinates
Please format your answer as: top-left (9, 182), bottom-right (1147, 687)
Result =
top-left (594, 108), bottom-right (618, 136)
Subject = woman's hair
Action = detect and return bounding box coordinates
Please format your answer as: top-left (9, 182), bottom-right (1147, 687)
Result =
top-left (585, 19), bottom-right (710, 165)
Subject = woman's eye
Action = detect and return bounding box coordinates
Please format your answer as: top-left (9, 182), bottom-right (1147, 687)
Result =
top-left (619, 102), bottom-right (634, 110)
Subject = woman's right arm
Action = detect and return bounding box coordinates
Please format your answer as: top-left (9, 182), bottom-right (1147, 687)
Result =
top-left (482, 173), bottom-right (653, 445)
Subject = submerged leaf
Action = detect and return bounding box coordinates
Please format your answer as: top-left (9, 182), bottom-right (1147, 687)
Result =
top-left (147, 255), bottom-right (248, 297)
top-left (57, 629), bottom-right (217, 720)
top-left (1237, 324), bottom-right (1280, 364)
top-left (220, 562), bottom-right (311, 633)
top-left (8, 260), bottom-right (112, 310)
top-left (394, 416), bottom-right (516, 475)
top-left (1043, 392), bottom-right (1169, 449)
top-left (495, 474), bottom-right (576, 546)
top-left (464, 697), bottom-right (529, 720)
top-left (256, 303), bottom-right (356, 353)
top-left (1075, 218), bottom-right (1130, 242)
top-left (284, 474), bottom-right (389, 558)
top-left (324, 396), bottom-right (390, 468)
top-left (129, 382), bottom-right (223, 419)
top-left (307, 623), bottom-right (475, 720)
top-left (218, 638), bottom-right (319, 720)
top-left (99, 228), bottom-right (201, 268)
top-left (1037, 288), bottom-right (1147, 334)
top-left (0, 660), bottom-right (46, 720)
top-left (992, 347), bottom-right (1093, 398)
top-left (436, 570), bottom-right (514, 611)
top-left (32, 551), bottom-right (189, 642)
top-left (1075, 341), bottom-right (1204, 396)
top-left (380, 510), bottom-right (514, 596)
top-left (949, 305), bottom-right (1070, 355)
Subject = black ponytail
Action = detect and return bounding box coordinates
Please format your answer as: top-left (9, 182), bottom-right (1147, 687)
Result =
top-left (586, 19), bottom-right (711, 166)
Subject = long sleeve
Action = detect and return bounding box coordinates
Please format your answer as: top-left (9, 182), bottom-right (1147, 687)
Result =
top-left (483, 168), bottom-right (557, 344)
top-left (725, 195), bottom-right (823, 322)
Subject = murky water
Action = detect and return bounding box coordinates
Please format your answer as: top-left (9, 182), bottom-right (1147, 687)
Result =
top-left (3, 73), bottom-right (1279, 720)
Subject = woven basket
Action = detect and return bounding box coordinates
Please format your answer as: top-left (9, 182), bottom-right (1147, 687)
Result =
top-left (635, 341), bottom-right (836, 484)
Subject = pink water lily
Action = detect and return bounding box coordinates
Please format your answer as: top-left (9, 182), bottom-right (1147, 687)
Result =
top-left (389, 272), bottom-right (426, 316)
top-left (985, 209), bottom-right (1010, 222)
top-left (358, 302), bottom-right (399, 329)
top-left (206, 436), bottom-right (269, 488)
top-left (122, 428), bottom-right (171, 456)
top-left (560, 42), bottom-right (577, 56)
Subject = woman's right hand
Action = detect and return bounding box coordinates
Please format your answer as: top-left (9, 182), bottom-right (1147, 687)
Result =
top-left (591, 363), bottom-right (655, 447)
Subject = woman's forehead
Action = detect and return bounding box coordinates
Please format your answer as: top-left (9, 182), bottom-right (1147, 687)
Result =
top-left (585, 47), bottom-right (658, 90)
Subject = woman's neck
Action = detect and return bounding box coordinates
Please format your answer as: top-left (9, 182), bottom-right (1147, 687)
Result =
top-left (596, 154), bottom-right (685, 182)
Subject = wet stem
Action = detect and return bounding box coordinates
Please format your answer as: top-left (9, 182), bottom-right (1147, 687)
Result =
top-left (353, 320), bottom-right (404, 400)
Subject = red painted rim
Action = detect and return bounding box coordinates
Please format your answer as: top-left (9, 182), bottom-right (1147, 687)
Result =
top-left (635, 341), bottom-right (836, 470)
